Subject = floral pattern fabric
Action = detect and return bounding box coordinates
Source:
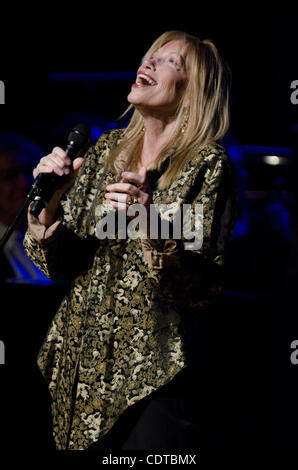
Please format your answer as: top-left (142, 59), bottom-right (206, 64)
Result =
top-left (23, 129), bottom-right (238, 450)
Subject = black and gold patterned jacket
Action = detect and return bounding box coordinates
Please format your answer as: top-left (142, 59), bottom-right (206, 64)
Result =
top-left (23, 129), bottom-right (238, 450)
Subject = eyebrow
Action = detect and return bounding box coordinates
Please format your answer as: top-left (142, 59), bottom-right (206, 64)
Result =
top-left (170, 52), bottom-right (187, 70)
top-left (152, 51), bottom-right (187, 69)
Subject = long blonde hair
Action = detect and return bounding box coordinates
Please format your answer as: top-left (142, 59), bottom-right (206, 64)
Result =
top-left (106, 30), bottom-right (231, 189)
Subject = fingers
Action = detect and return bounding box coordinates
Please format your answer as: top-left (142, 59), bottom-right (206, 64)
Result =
top-left (105, 198), bottom-right (128, 211)
top-left (105, 181), bottom-right (140, 205)
top-left (105, 191), bottom-right (136, 206)
top-left (121, 171), bottom-right (146, 187)
top-left (106, 182), bottom-right (139, 195)
top-left (33, 147), bottom-right (72, 179)
top-left (105, 192), bottom-right (127, 203)
top-left (105, 183), bottom-right (152, 213)
top-left (72, 157), bottom-right (84, 172)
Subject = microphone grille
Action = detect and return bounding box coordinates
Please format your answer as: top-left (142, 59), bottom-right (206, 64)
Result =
top-left (67, 123), bottom-right (91, 148)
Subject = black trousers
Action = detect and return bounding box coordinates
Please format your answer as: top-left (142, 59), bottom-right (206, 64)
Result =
top-left (86, 367), bottom-right (201, 451)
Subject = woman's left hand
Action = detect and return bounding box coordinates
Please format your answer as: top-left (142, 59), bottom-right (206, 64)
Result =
top-left (105, 166), bottom-right (153, 214)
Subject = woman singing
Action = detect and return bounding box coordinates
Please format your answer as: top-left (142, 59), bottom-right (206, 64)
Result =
top-left (24, 30), bottom-right (238, 450)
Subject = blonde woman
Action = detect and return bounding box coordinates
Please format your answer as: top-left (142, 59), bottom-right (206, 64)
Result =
top-left (24, 31), bottom-right (238, 450)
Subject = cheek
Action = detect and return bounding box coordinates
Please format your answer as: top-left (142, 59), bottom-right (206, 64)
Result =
top-left (159, 79), bottom-right (180, 102)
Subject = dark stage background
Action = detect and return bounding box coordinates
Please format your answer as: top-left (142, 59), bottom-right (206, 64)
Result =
top-left (0, 5), bottom-right (298, 465)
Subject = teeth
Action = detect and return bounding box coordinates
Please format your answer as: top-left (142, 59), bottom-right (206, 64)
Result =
top-left (136, 74), bottom-right (156, 86)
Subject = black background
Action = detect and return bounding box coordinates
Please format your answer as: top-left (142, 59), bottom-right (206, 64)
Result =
top-left (1, 5), bottom-right (298, 466)
top-left (0, 6), bottom-right (297, 148)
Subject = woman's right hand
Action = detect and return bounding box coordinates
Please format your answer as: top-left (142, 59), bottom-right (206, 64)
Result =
top-left (33, 146), bottom-right (84, 193)
top-left (32, 147), bottom-right (84, 227)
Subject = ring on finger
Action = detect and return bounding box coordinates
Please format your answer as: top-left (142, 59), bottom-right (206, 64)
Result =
top-left (127, 195), bottom-right (138, 206)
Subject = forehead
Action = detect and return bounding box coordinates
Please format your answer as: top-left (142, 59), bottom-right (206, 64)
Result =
top-left (154, 40), bottom-right (188, 56)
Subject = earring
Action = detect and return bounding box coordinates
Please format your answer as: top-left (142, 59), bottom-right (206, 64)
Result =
top-left (181, 113), bottom-right (189, 134)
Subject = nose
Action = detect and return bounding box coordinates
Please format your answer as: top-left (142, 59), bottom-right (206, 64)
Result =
top-left (142, 58), bottom-right (156, 71)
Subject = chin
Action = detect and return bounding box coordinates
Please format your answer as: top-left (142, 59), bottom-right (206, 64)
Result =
top-left (127, 90), bottom-right (138, 105)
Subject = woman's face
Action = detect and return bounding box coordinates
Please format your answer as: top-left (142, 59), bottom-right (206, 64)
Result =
top-left (127, 40), bottom-right (189, 119)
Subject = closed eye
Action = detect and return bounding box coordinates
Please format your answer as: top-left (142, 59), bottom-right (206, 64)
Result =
top-left (168, 57), bottom-right (181, 69)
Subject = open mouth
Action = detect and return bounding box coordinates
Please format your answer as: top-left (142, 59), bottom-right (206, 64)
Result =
top-left (135, 73), bottom-right (157, 87)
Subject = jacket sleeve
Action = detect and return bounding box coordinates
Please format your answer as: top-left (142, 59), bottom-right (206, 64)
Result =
top-left (140, 148), bottom-right (238, 308)
top-left (23, 132), bottom-right (117, 281)
top-left (141, 149), bottom-right (238, 272)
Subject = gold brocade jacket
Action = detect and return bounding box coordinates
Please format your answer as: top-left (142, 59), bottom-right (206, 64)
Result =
top-left (23, 129), bottom-right (238, 450)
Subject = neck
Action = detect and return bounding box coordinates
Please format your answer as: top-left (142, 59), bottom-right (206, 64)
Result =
top-left (140, 116), bottom-right (177, 169)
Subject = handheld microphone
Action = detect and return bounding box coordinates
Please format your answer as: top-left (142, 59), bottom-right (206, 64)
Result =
top-left (30, 123), bottom-right (91, 218)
